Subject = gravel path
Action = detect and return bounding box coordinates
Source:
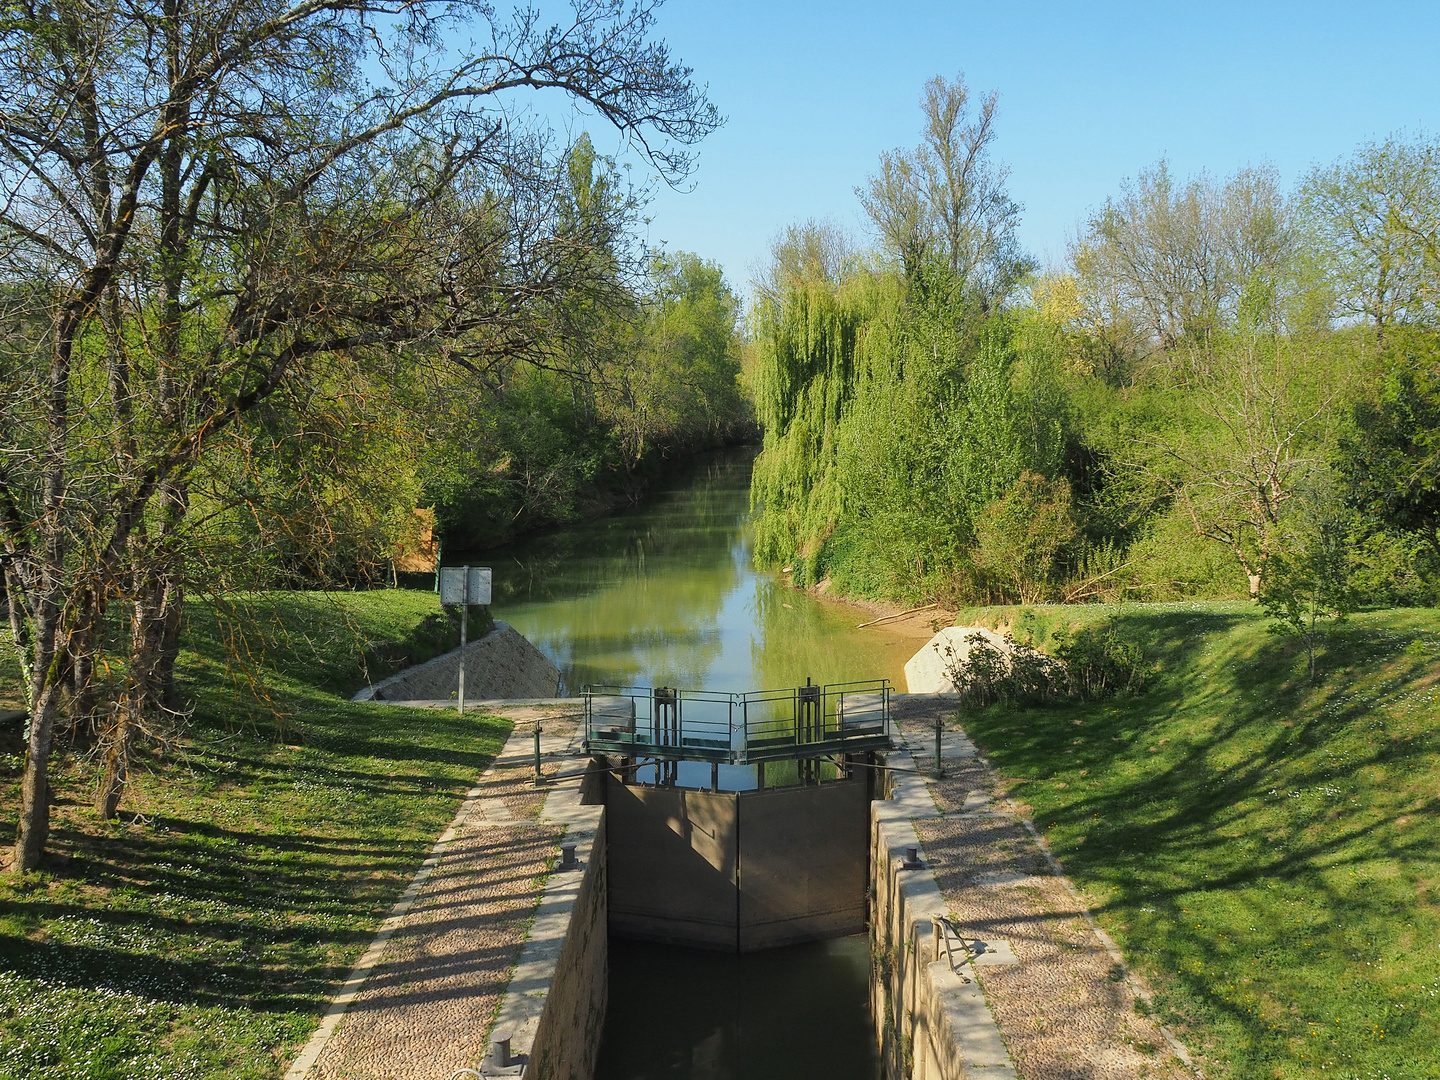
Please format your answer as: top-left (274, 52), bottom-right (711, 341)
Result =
top-left (890, 695), bottom-right (1199, 1080)
top-left (302, 704), bottom-right (584, 1080)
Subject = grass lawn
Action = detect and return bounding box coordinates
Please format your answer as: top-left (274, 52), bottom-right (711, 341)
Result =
top-left (952, 602), bottom-right (1440, 1080)
top-left (0, 589), bottom-right (510, 1079)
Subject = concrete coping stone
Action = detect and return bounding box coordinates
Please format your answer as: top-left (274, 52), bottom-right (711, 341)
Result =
top-left (353, 696), bottom-right (585, 709)
top-left (928, 960), bottom-right (1019, 1076)
top-left (967, 937), bottom-right (1019, 966)
top-left (876, 743), bottom-right (1019, 1080)
top-left (878, 747), bottom-right (942, 822)
top-left (904, 731), bottom-right (979, 759)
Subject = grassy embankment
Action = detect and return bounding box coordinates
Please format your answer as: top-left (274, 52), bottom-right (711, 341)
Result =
top-left (0, 591), bottom-right (511, 1079)
top-left (951, 602), bottom-right (1440, 1080)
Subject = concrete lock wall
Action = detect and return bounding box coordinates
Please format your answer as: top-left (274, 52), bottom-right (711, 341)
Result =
top-left (495, 756), bottom-right (1002, 1080)
top-left (524, 816), bottom-right (608, 1080)
top-left (605, 775), bottom-right (869, 952)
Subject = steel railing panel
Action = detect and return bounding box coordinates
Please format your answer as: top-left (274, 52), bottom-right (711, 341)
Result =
top-left (581, 679), bottom-right (892, 766)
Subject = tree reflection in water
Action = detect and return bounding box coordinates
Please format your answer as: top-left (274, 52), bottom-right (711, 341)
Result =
top-left (449, 446), bottom-right (914, 696)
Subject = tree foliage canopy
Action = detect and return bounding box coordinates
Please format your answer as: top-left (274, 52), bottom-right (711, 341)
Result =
top-left (754, 87), bottom-right (1440, 633)
top-left (0, 0), bottom-right (720, 870)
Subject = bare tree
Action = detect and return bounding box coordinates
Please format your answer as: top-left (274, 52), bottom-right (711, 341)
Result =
top-left (1132, 336), bottom-right (1338, 597)
top-left (0, 0), bottom-right (718, 871)
top-left (752, 219), bottom-right (854, 304)
top-left (857, 150), bottom-right (930, 281)
top-left (1071, 161), bottom-right (1295, 359)
top-left (857, 74), bottom-right (1029, 307)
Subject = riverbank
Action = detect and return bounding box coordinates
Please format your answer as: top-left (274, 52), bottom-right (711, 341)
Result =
top-left (0, 591), bottom-right (516, 1078)
top-left (790, 575), bottom-right (957, 689)
top-left (438, 438), bottom-right (761, 558)
top-left (941, 602), bottom-right (1440, 1079)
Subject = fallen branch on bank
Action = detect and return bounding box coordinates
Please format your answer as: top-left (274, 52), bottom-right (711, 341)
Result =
top-left (856, 603), bottom-right (939, 629)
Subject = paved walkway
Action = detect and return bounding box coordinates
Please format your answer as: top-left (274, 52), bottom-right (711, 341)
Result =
top-left (891, 695), bottom-right (1200, 1080)
top-left (289, 703), bottom-right (585, 1080)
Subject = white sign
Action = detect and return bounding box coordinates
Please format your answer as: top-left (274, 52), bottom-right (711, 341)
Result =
top-left (467, 566), bottom-right (492, 606)
top-left (439, 565), bottom-right (491, 606)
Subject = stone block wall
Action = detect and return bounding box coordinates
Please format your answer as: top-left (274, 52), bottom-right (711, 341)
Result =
top-left (353, 621), bottom-right (561, 702)
top-left (525, 816), bottom-right (608, 1080)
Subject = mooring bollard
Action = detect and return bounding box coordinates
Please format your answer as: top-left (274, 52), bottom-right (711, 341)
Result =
top-left (902, 845), bottom-right (924, 869)
top-left (561, 842), bottom-right (577, 869)
top-left (490, 1027), bottom-right (513, 1069)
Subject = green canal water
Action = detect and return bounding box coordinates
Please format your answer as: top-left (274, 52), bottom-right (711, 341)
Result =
top-left (594, 935), bottom-right (878, 1080)
top-left (472, 446), bottom-right (915, 696)
top-left (454, 446), bottom-right (892, 1080)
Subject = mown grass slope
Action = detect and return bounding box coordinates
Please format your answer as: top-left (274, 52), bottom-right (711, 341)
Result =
top-left (0, 590), bottom-right (508, 1079)
top-left (953, 602), bottom-right (1440, 1080)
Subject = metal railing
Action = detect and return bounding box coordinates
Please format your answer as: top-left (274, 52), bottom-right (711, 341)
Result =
top-left (582, 679), bottom-right (892, 765)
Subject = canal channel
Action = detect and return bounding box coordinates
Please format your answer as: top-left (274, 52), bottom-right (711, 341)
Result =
top-left (450, 446), bottom-right (899, 1080)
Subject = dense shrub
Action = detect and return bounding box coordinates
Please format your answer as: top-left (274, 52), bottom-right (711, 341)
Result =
top-left (1051, 624), bottom-right (1153, 699)
top-left (943, 623), bottom-right (1153, 707)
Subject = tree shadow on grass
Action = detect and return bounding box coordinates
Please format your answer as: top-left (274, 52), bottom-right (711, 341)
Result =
top-left (0, 821), bottom-right (557, 1015)
top-left (961, 608), bottom-right (1440, 1073)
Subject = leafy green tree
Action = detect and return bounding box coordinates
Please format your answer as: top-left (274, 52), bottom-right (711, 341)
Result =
top-left (971, 471), bottom-right (1078, 602)
top-left (1299, 136), bottom-right (1440, 345)
top-left (1259, 483), bottom-right (1359, 680)
top-left (1336, 339), bottom-right (1440, 575)
top-left (0, 0), bottom-right (717, 869)
top-left (607, 251), bottom-right (747, 477)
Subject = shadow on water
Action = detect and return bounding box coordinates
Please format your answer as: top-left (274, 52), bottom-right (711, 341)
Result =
top-left (596, 935), bottom-right (878, 1080)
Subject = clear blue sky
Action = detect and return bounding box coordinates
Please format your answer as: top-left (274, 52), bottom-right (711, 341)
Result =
top-left (566, 0), bottom-right (1440, 299)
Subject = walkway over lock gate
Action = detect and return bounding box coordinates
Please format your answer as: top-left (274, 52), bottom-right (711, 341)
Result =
top-left (581, 679), bottom-right (894, 765)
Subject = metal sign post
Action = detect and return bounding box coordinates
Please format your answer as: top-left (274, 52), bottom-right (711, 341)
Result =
top-left (439, 565), bottom-right (492, 715)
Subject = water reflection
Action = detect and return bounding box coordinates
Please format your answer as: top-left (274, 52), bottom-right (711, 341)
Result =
top-left (595, 935), bottom-right (878, 1080)
top-left (450, 447), bottom-right (915, 695)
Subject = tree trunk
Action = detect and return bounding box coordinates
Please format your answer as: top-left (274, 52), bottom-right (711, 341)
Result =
top-left (97, 564), bottom-right (171, 818)
top-left (145, 486), bottom-right (188, 715)
top-left (95, 699), bottom-right (136, 819)
top-left (2, 565), bottom-right (32, 694)
top-left (154, 587), bottom-right (185, 714)
top-left (13, 653), bottom-right (62, 873)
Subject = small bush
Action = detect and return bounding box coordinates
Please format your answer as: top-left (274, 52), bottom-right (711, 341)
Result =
top-left (1051, 624), bottom-right (1152, 699)
top-left (943, 631), bottom-right (1064, 707)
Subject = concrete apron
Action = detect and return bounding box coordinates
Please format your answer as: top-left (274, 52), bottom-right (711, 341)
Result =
top-left (875, 745), bottom-right (1018, 1080)
top-left (477, 779), bottom-right (605, 1078)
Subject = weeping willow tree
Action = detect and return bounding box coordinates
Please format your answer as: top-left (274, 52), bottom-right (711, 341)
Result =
top-left (748, 234), bottom-right (1069, 601)
top-left (748, 268), bottom-right (900, 580)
